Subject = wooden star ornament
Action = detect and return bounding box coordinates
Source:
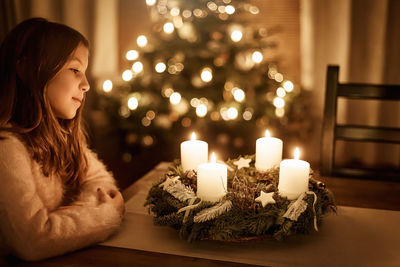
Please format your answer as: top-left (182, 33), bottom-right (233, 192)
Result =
top-left (159, 176), bottom-right (180, 190)
top-left (233, 157), bottom-right (252, 170)
top-left (255, 191), bottom-right (276, 207)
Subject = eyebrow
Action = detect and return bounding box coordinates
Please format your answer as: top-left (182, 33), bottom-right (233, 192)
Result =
top-left (70, 57), bottom-right (83, 65)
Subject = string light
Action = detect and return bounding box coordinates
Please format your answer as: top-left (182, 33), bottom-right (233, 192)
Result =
top-left (170, 7), bottom-right (180, 16)
top-left (126, 50), bottom-right (139, 61)
top-left (182, 10), bottom-right (192, 18)
top-left (190, 98), bottom-right (200, 107)
top-left (273, 97), bottom-right (285, 108)
top-left (231, 30), bottom-right (243, 42)
top-left (249, 5), bottom-right (260, 14)
top-left (196, 104), bottom-right (207, 117)
top-left (163, 22), bottom-right (174, 34)
top-left (145, 0), bottom-right (156, 6)
top-left (146, 110), bottom-right (156, 120)
top-left (122, 70), bottom-right (133, 81)
top-left (155, 62), bottom-right (166, 73)
top-left (220, 107), bottom-right (228, 121)
top-left (283, 80), bottom-right (294, 92)
top-left (275, 108), bottom-right (285, 118)
top-left (169, 92), bottom-right (181, 104)
top-left (252, 51), bottom-right (263, 63)
top-left (232, 87), bottom-right (245, 102)
top-left (276, 87), bottom-right (286, 97)
top-left (173, 16), bottom-right (183, 28)
top-left (225, 5), bottom-right (235, 14)
top-left (193, 9), bottom-right (204, 18)
top-left (142, 135), bottom-right (154, 146)
top-left (207, 2), bottom-right (218, 11)
top-left (128, 97), bottom-right (139, 110)
top-left (227, 107), bottom-right (238, 120)
top-left (119, 106), bottom-right (130, 118)
top-left (109, 0), bottom-right (304, 144)
top-left (243, 110), bottom-right (252, 120)
top-left (158, 6), bottom-right (168, 15)
top-left (268, 68), bottom-right (277, 79)
top-left (218, 13), bottom-right (228, 20)
top-left (162, 87), bottom-right (174, 98)
top-left (274, 73), bottom-right (283, 82)
top-left (200, 97), bottom-right (209, 106)
top-left (132, 61), bottom-right (143, 73)
top-left (102, 80), bottom-right (112, 92)
top-left (142, 117), bottom-right (151, 126)
top-left (200, 67), bottom-right (213, 82)
top-left (181, 117), bottom-right (191, 127)
top-left (137, 35), bottom-right (148, 47)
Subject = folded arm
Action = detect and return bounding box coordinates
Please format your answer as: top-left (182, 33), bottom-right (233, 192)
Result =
top-left (0, 138), bottom-right (123, 261)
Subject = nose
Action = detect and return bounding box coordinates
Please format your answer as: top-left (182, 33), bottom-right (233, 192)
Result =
top-left (80, 75), bottom-right (90, 92)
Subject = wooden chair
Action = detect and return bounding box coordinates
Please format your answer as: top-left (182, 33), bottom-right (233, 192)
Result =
top-left (320, 65), bottom-right (400, 180)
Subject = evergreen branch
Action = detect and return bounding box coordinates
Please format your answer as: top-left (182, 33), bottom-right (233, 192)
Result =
top-left (164, 179), bottom-right (196, 202)
top-left (193, 200), bottom-right (233, 223)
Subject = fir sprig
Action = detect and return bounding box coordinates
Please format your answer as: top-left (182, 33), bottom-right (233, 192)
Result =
top-left (144, 155), bottom-right (336, 242)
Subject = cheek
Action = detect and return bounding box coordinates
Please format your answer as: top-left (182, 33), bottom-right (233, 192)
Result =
top-left (47, 82), bottom-right (73, 114)
top-left (47, 80), bottom-right (63, 105)
top-left (47, 76), bottom-right (73, 101)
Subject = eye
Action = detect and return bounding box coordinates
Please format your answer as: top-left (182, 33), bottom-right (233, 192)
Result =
top-left (70, 68), bottom-right (79, 74)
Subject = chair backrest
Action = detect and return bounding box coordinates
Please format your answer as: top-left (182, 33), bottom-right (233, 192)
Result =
top-left (320, 65), bottom-right (400, 180)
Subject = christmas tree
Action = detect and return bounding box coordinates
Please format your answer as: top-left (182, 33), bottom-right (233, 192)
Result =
top-left (98, 0), bottom-right (311, 162)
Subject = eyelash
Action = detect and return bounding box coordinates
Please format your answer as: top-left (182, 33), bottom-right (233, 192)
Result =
top-left (70, 68), bottom-right (79, 74)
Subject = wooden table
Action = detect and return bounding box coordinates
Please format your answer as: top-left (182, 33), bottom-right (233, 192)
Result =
top-left (3, 162), bottom-right (400, 266)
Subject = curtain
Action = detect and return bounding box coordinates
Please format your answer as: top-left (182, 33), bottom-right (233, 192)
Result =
top-left (8, 0), bottom-right (119, 81)
top-left (300, 0), bottom-right (400, 167)
top-left (0, 0), bottom-right (17, 41)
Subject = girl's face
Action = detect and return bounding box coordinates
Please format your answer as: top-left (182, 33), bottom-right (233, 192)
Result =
top-left (46, 43), bottom-right (90, 119)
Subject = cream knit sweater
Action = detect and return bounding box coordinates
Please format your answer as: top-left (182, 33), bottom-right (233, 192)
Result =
top-left (0, 132), bottom-right (123, 261)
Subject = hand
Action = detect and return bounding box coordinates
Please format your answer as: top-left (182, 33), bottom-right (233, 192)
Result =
top-left (97, 188), bottom-right (125, 217)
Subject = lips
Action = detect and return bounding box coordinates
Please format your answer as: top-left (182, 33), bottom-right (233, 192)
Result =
top-left (72, 97), bottom-right (83, 103)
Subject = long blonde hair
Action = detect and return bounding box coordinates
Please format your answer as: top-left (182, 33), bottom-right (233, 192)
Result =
top-left (0, 18), bottom-right (90, 188)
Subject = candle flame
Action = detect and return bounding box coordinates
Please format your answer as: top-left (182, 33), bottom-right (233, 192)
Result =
top-left (210, 152), bottom-right (216, 163)
top-left (191, 132), bottom-right (196, 140)
top-left (294, 147), bottom-right (300, 160)
top-left (265, 130), bottom-right (271, 138)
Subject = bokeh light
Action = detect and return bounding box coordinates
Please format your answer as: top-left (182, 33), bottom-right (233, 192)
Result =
top-left (126, 50), bottom-right (139, 61)
top-left (103, 80), bottom-right (112, 92)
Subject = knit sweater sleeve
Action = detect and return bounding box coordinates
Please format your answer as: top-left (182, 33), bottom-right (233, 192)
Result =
top-left (74, 146), bottom-right (121, 205)
top-left (0, 136), bottom-right (122, 261)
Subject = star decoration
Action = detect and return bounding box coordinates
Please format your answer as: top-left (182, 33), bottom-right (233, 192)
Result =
top-left (159, 176), bottom-right (180, 190)
top-left (233, 157), bottom-right (252, 170)
top-left (255, 191), bottom-right (276, 207)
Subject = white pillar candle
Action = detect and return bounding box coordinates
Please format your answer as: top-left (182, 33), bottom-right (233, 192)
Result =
top-left (255, 130), bottom-right (283, 171)
top-left (197, 153), bottom-right (227, 202)
top-left (278, 148), bottom-right (310, 200)
top-left (180, 132), bottom-right (208, 172)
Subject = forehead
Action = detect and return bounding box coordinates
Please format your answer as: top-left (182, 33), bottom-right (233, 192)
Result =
top-left (68, 43), bottom-right (89, 65)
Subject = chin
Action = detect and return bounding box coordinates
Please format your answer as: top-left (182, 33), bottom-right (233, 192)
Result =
top-left (57, 112), bottom-right (77, 120)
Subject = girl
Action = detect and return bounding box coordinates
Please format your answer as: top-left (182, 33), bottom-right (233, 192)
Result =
top-left (0, 18), bottom-right (125, 261)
